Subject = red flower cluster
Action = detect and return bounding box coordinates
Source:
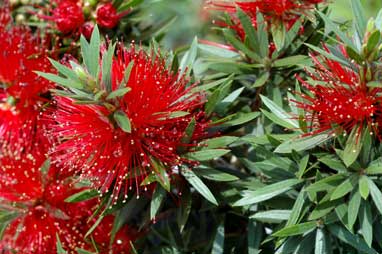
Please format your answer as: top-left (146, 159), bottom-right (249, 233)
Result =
top-left (295, 46), bottom-right (381, 137)
top-left (0, 4), bottom-right (52, 157)
top-left (48, 44), bottom-right (209, 202)
top-left (208, 0), bottom-right (325, 39)
top-left (0, 152), bottom-right (135, 253)
top-left (39, 0), bottom-right (129, 35)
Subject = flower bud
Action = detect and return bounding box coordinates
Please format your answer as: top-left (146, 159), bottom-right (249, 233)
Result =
top-left (96, 3), bottom-right (120, 29)
top-left (53, 1), bottom-right (85, 34)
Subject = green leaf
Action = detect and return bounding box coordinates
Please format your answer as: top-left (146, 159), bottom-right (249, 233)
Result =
top-left (367, 178), bottom-right (382, 215)
top-left (182, 167), bottom-right (218, 205)
top-left (198, 44), bottom-right (239, 58)
top-left (305, 43), bottom-right (351, 67)
top-left (256, 12), bottom-right (269, 57)
top-left (56, 234), bottom-right (67, 254)
top-left (150, 185), bottom-right (166, 220)
top-left (253, 72), bottom-right (270, 88)
top-left (273, 221), bottom-right (316, 237)
top-left (273, 55), bottom-right (308, 68)
top-left (275, 134), bottom-right (331, 153)
top-left (348, 190), bottom-right (361, 230)
top-left (365, 158), bottom-right (382, 174)
top-left (366, 30), bottom-right (381, 53)
top-left (317, 12), bottom-right (356, 50)
top-left (185, 149), bottom-right (230, 161)
top-left (49, 58), bottom-right (80, 82)
top-left (223, 29), bottom-right (261, 62)
top-left (101, 43), bottom-right (116, 93)
top-left (328, 224), bottom-right (378, 254)
top-left (305, 174), bottom-right (345, 194)
top-left (359, 175), bottom-right (370, 199)
top-left (118, 0), bottom-right (143, 11)
top-left (211, 223), bottom-right (225, 254)
top-left (260, 95), bottom-right (298, 129)
top-left (248, 220), bottom-right (262, 254)
top-left (203, 136), bottom-right (239, 149)
top-left (330, 175), bottom-right (357, 200)
top-left (85, 215), bottom-right (104, 238)
top-left (106, 87), bottom-right (131, 100)
top-left (297, 155), bottom-right (309, 179)
top-left (237, 7), bottom-right (258, 54)
top-left (76, 248), bottom-right (95, 254)
top-left (81, 25), bottom-right (100, 77)
top-left (343, 127), bottom-right (363, 167)
top-left (271, 22), bottom-right (286, 51)
top-left (0, 211), bottom-right (19, 224)
top-left (359, 201), bottom-right (373, 247)
top-left (36, 72), bottom-right (83, 89)
top-left (177, 187), bottom-right (192, 232)
top-left (234, 179), bottom-right (301, 206)
top-left (286, 190), bottom-right (306, 226)
top-left (179, 37), bottom-right (198, 77)
top-left (315, 228), bottom-right (329, 254)
top-left (193, 167), bottom-right (239, 182)
top-left (113, 110), bottom-right (132, 133)
top-left (65, 189), bottom-right (99, 203)
top-left (220, 112), bottom-right (260, 127)
top-left (250, 210), bottom-right (291, 223)
top-left (351, 0), bottom-right (367, 38)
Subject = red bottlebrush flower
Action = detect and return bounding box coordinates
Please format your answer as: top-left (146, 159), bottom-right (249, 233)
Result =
top-left (294, 45), bottom-right (381, 137)
top-left (48, 45), bottom-right (209, 201)
top-left (0, 4), bottom-right (53, 156)
top-left (0, 153), bottom-right (135, 253)
top-left (52, 0), bottom-right (85, 33)
top-left (207, 0), bottom-right (325, 39)
top-left (96, 3), bottom-right (121, 29)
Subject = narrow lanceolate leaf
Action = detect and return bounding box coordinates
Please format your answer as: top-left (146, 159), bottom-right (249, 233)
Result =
top-left (56, 234), bottom-right (67, 254)
top-left (203, 136), bottom-right (239, 149)
top-left (150, 185), bottom-right (166, 220)
top-left (106, 87), bottom-right (132, 100)
top-left (315, 229), bottom-right (329, 254)
top-left (348, 190), bottom-right (361, 230)
top-left (330, 175), bottom-right (357, 200)
top-left (250, 210), bottom-right (291, 223)
top-left (359, 202), bottom-right (373, 247)
top-left (328, 224), bottom-right (378, 254)
top-left (35, 72), bottom-right (83, 89)
top-left (65, 189), bottom-right (99, 203)
top-left (185, 149), bottom-right (230, 161)
top-left (234, 179), bottom-right (301, 206)
top-left (182, 167), bottom-right (218, 205)
top-left (367, 178), bottom-right (382, 215)
top-left (211, 223), bottom-right (225, 254)
top-left (273, 55), bottom-right (309, 68)
top-left (81, 25), bottom-right (100, 77)
top-left (193, 167), bottom-right (239, 182)
top-left (260, 95), bottom-right (298, 129)
top-left (101, 43), bottom-right (116, 93)
top-left (365, 158), bottom-right (382, 175)
top-left (351, 0), bottom-right (367, 37)
top-left (273, 221), bottom-right (316, 237)
top-left (275, 134), bottom-right (331, 154)
top-left (113, 110), bottom-right (132, 133)
top-left (286, 190), bottom-right (306, 227)
top-left (359, 175), bottom-right (370, 199)
top-left (179, 37), bottom-right (198, 77)
top-left (343, 127), bottom-right (363, 167)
